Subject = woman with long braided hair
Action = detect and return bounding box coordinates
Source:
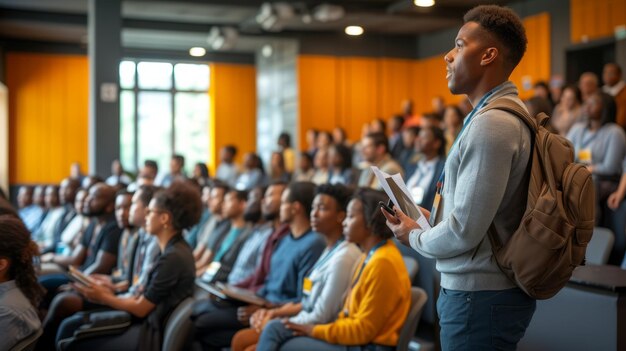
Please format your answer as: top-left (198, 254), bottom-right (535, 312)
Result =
top-left (0, 214), bottom-right (45, 350)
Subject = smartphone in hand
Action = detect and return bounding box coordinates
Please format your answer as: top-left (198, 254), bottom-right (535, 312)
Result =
top-left (379, 200), bottom-right (396, 216)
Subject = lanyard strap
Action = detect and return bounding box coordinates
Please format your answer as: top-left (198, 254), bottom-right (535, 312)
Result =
top-left (578, 127), bottom-right (598, 151)
top-left (436, 83), bottom-right (509, 194)
top-left (351, 239), bottom-right (387, 288)
top-left (309, 238), bottom-right (344, 274)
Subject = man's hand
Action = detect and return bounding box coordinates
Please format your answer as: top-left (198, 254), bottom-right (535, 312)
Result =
top-left (283, 320), bottom-right (314, 336)
top-left (72, 281), bottom-right (114, 305)
top-left (250, 308), bottom-right (274, 332)
top-left (381, 205), bottom-right (422, 246)
top-left (608, 191), bottom-right (625, 210)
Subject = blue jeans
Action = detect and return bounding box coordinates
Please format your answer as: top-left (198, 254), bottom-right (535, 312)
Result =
top-left (257, 319), bottom-right (293, 351)
top-left (279, 336), bottom-right (394, 351)
top-left (437, 287), bottom-right (536, 351)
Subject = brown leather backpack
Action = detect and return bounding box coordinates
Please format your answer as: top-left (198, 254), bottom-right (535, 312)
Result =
top-left (483, 98), bottom-right (595, 300)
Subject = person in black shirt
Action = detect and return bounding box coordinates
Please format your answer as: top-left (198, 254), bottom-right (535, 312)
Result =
top-left (59, 181), bottom-right (201, 350)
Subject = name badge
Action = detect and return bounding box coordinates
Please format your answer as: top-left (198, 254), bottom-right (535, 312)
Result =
top-left (302, 277), bottom-right (313, 296)
top-left (411, 186), bottom-right (425, 205)
top-left (430, 192), bottom-right (443, 227)
top-left (201, 261), bottom-right (222, 282)
top-left (578, 148), bottom-right (592, 164)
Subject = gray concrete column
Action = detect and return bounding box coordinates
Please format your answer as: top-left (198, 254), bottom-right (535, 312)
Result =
top-left (88, 0), bottom-right (121, 177)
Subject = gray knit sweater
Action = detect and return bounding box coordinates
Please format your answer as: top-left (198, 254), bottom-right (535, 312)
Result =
top-left (409, 81), bottom-right (531, 291)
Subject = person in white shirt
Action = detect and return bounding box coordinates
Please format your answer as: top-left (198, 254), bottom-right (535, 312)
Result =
top-left (405, 126), bottom-right (446, 210)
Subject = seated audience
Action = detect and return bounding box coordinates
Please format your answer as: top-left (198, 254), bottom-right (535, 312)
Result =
top-left (58, 188), bottom-right (88, 256)
top-left (231, 184), bottom-right (361, 351)
top-left (33, 185), bottom-right (64, 252)
top-left (194, 182), bottom-right (231, 275)
top-left (0, 215), bottom-right (44, 350)
top-left (156, 154), bottom-right (187, 187)
top-left (294, 152), bottom-right (315, 182)
top-left (357, 132), bottom-right (403, 190)
top-left (567, 92), bottom-right (626, 226)
top-left (198, 189), bottom-right (254, 283)
top-left (190, 182), bottom-right (325, 350)
top-left (105, 159), bottom-right (133, 186)
top-left (184, 184), bottom-right (212, 248)
top-left (406, 126), bottom-right (447, 210)
top-left (17, 185), bottom-right (42, 233)
top-left (227, 182), bottom-right (286, 286)
top-left (192, 162), bottom-right (211, 188)
top-left (311, 148), bottom-right (330, 185)
top-left (443, 105), bottom-right (464, 156)
top-left (277, 132), bottom-right (296, 173)
top-left (551, 85), bottom-right (584, 136)
top-left (328, 143), bottom-right (357, 186)
top-left (269, 151), bottom-right (291, 183)
top-left (38, 184), bottom-right (122, 307)
top-left (602, 63), bottom-right (626, 129)
top-left (264, 188), bottom-right (411, 350)
top-left (236, 153), bottom-right (266, 191)
top-left (398, 126), bottom-right (421, 175)
top-left (54, 181), bottom-right (201, 350)
top-left (388, 115), bottom-right (405, 160)
top-left (216, 145), bottom-right (240, 187)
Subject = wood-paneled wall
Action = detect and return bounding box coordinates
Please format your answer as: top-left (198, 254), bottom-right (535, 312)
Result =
top-left (571, 0), bottom-right (626, 43)
top-left (6, 53), bottom-right (89, 184)
top-left (209, 63), bottom-right (257, 176)
top-left (298, 12), bottom-right (551, 144)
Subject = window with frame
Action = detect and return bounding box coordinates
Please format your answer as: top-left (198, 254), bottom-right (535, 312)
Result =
top-left (119, 60), bottom-right (210, 175)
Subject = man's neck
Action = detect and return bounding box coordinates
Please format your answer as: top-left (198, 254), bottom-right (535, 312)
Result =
top-left (468, 79), bottom-right (506, 107)
top-left (423, 152), bottom-right (439, 161)
top-left (371, 154), bottom-right (387, 166)
top-left (290, 217), bottom-right (311, 238)
top-left (230, 215), bottom-right (245, 229)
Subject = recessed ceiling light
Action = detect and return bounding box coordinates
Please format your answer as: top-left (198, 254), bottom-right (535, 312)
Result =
top-left (345, 25), bottom-right (364, 36)
top-left (414, 0), bottom-right (435, 7)
top-left (189, 47), bottom-right (206, 57)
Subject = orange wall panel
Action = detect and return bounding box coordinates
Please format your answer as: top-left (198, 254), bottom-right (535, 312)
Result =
top-left (7, 53), bottom-right (88, 184)
top-left (209, 63), bottom-right (256, 176)
top-left (297, 56), bottom-right (339, 149)
top-left (571, 0), bottom-right (626, 43)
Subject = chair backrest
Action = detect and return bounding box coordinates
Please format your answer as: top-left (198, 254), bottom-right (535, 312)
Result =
top-left (10, 328), bottom-right (43, 351)
top-left (587, 227), bottom-right (615, 265)
top-left (162, 297), bottom-right (194, 351)
top-left (403, 256), bottom-right (419, 283)
top-left (396, 287), bottom-right (428, 351)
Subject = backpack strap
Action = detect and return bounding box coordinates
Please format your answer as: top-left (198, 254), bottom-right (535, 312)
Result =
top-left (482, 97), bottom-right (538, 133)
top-left (479, 98), bottom-right (535, 265)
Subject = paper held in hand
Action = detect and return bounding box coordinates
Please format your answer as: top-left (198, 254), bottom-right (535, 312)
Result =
top-left (371, 166), bottom-right (431, 230)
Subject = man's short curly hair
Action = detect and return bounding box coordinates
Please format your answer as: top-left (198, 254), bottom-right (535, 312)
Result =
top-left (152, 181), bottom-right (202, 232)
top-left (464, 5), bottom-right (527, 71)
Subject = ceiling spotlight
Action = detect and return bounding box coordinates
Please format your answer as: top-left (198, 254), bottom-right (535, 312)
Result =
top-left (189, 47), bottom-right (206, 57)
top-left (345, 26), bottom-right (364, 36)
top-left (262, 44), bottom-right (273, 58)
top-left (414, 0), bottom-right (435, 7)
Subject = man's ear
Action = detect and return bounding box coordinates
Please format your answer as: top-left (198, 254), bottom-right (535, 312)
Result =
top-left (480, 47), bottom-right (499, 66)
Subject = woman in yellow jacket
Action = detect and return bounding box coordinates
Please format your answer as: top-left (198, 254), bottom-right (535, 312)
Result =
top-left (260, 188), bottom-right (411, 351)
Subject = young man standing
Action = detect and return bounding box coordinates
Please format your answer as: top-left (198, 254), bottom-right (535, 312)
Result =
top-left (384, 5), bottom-right (535, 350)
